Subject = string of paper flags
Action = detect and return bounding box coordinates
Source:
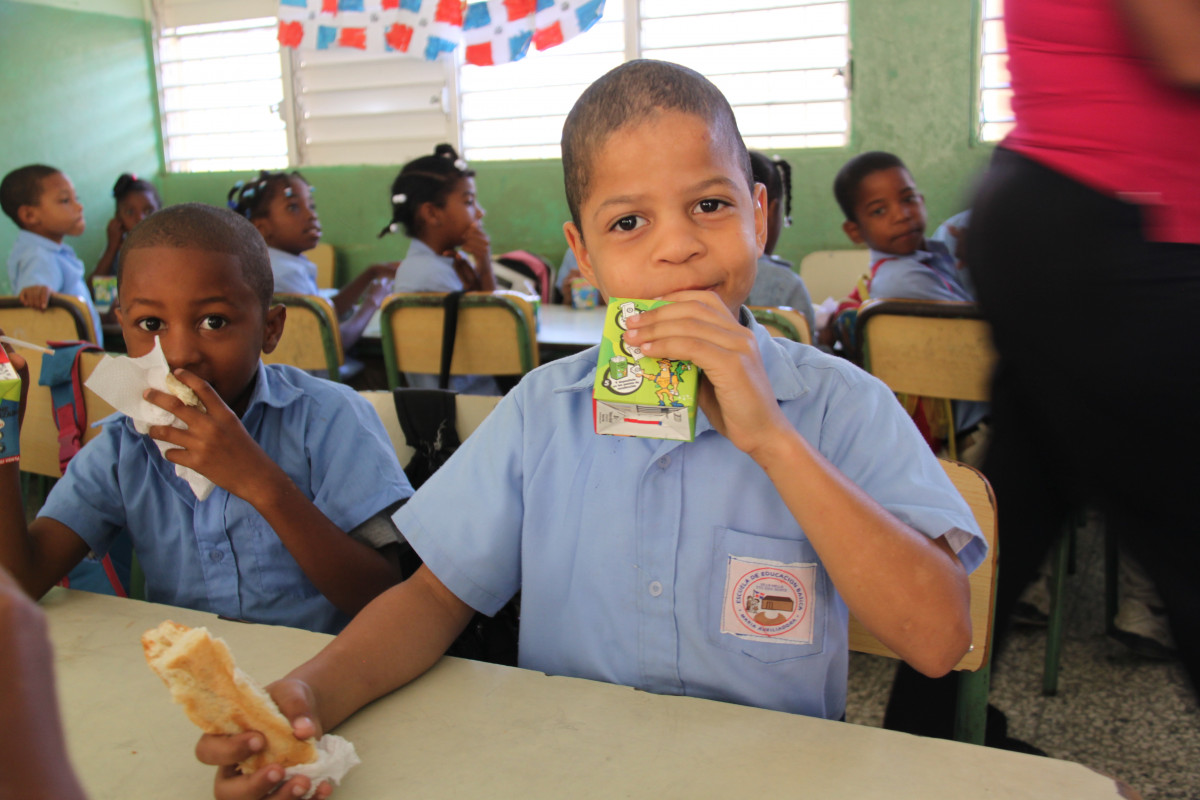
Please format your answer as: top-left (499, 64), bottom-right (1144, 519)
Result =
top-left (277, 0), bottom-right (606, 65)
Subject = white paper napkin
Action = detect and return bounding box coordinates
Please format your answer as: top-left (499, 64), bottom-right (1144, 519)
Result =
top-left (84, 337), bottom-right (216, 500)
top-left (285, 734), bottom-right (361, 798)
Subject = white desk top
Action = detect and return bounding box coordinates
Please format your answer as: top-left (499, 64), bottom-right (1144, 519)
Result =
top-left (42, 589), bottom-right (1134, 799)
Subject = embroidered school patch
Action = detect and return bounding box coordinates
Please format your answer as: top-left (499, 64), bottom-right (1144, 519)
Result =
top-left (720, 555), bottom-right (818, 644)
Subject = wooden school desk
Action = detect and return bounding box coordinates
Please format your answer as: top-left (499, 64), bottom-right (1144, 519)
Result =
top-left (41, 589), bottom-right (1137, 800)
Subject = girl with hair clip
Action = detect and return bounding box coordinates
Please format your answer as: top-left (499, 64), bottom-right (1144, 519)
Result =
top-left (90, 173), bottom-right (160, 304)
top-left (380, 144), bottom-right (495, 295)
top-left (745, 151), bottom-right (815, 338)
top-left (380, 144), bottom-right (500, 394)
top-left (228, 170), bottom-right (396, 350)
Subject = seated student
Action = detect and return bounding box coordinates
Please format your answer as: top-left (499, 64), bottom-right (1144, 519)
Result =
top-left (0, 203), bottom-right (413, 635)
top-left (195, 60), bottom-right (985, 800)
top-left (833, 151), bottom-right (974, 304)
top-left (228, 171), bottom-right (397, 351)
top-left (92, 173), bottom-right (161, 296)
top-left (380, 145), bottom-right (500, 394)
top-left (745, 150), bottom-right (816, 337)
top-left (1, 164), bottom-right (102, 341)
top-left (832, 152), bottom-right (986, 436)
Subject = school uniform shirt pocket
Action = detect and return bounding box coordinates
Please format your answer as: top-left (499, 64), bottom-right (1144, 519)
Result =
top-left (244, 513), bottom-right (320, 601)
top-left (706, 527), bottom-right (829, 663)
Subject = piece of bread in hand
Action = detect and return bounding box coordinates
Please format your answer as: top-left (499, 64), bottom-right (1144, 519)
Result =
top-left (142, 620), bottom-right (316, 773)
top-left (164, 373), bottom-right (207, 413)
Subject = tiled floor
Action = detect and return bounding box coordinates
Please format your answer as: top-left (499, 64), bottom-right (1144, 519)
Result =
top-left (846, 519), bottom-right (1200, 799)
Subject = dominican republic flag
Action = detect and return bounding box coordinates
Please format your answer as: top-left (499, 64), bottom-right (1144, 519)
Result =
top-left (278, 0), bottom-right (604, 64)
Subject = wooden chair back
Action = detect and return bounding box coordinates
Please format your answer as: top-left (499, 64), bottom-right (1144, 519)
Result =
top-left (0, 293), bottom-right (99, 347)
top-left (748, 305), bottom-right (812, 344)
top-left (379, 291), bottom-right (539, 390)
top-left (358, 390), bottom-right (502, 467)
top-left (303, 243), bottom-right (337, 289)
top-left (855, 299), bottom-right (996, 401)
top-left (20, 349), bottom-right (116, 479)
top-left (263, 294), bottom-right (344, 380)
top-left (847, 459), bottom-right (997, 671)
top-left (798, 249), bottom-right (869, 304)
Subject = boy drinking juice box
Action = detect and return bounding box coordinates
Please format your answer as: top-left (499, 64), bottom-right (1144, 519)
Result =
top-left (0, 346), bottom-right (20, 465)
top-left (593, 297), bottom-right (699, 441)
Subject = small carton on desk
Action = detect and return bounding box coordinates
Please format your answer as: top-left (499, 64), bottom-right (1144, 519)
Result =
top-left (0, 346), bottom-right (21, 465)
top-left (593, 297), bottom-right (700, 442)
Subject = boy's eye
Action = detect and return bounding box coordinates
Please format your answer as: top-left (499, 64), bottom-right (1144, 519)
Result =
top-left (137, 318), bottom-right (163, 332)
top-left (200, 315), bottom-right (228, 331)
top-left (611, 215), bottom-right (645, 232)
top-left (694, 198), bottom-right (729, 214)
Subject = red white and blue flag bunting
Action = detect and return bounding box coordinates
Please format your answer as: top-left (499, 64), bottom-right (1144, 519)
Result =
top-left (277, 0), bottom-right (605, 63)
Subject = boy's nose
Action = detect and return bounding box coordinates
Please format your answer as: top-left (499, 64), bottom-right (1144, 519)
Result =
top-left (652, 219), bottom-right (704, 264)
top-left (159, 331), bottom-right (202, 373)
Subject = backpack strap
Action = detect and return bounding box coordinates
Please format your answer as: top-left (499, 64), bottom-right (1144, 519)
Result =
top-left (39, 340), bottom-right (102, 474)
top-left (439, 290), bottom-right (465, 390)
top-left (391, 388), bottom-right (461, 491)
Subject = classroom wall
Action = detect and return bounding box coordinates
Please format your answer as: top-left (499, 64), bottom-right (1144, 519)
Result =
top-left (0, 0), bottom-right (161, 294)
top-left (4, 0), bottom-right (993, 293)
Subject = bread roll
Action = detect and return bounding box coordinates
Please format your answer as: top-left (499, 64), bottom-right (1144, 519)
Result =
top-left (164, 373), bottom-right (207, 412)
top-left (142, 620), bottom-right (316, 773)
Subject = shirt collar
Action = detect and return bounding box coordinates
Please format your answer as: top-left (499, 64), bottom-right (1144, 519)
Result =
top-left (16, 229), bottom-right (70, 254)
top-left (869, 238), bottom-right (952, 266)
top-left (269, 247), bottom-right (314, 268)
top-left (406, 238), bottom-right (451, 262)
top-left (121, 361), bottom-right (300, 435)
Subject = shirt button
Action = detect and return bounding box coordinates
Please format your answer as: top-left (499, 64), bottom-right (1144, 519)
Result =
top-left (649, 581), bottom-right (663, 597)
top-left (657, 455), bottom-right (671, 469)
top-left (210, 550), bottom-right (224, 562)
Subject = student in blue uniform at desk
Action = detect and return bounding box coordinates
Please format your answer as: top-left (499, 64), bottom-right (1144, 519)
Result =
top-left (195, 61), bottom-right (985, 800)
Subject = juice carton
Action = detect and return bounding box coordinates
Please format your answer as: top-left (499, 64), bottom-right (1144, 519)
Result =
top-left (569, 276), bottom-right (601, 309)
top-left (592, 297), bottom-right (700, 442)
top-left (0, 346), bottom-right (22, 465)
top-left (93, 275), bottom-right (119, 313)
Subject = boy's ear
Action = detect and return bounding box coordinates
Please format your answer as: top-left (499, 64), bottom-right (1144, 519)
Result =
top-left (16, 204), bottom-right (38, 230)
top-left (260, 304), bottom-right (286, 355)
top-left (563, 221), bottom-right (597, 286)
top-left (842, 219), bottom-right (866, 246)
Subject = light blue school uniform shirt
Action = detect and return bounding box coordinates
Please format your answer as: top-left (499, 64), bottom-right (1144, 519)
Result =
top-left (39, 363), bottom-right (413, 634)
top-left (269, 247), bottom-right (320, 295)
top-left (389, 238), bottom-right (500, 395)
top-left (392, 238), bottom-right (461, 293)
top-left (394, 313), bottom-right (986, 719)
top-left (867, 240), bottom-right (975, 304)
top-left (747, 253), bottom-right (817, 338)
top-left (7, 230), bottom-right (102, 342)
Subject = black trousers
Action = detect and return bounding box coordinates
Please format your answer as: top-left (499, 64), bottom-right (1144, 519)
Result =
top-left (885, 148), bottom-right (1200, 738)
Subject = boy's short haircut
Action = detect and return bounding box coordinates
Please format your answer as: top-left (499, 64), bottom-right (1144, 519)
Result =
top-left (561, 59), bottom-right (752, 229)
top-left (833, 151), bottom-right (909, 222)
top-left (120, 202), bottom-right (274, 311)
top-left (0, 164), bottom-right (61, 227)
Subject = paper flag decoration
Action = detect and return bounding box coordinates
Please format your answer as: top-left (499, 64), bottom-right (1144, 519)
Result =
top-left (277, 0), bottom-right (605, 63)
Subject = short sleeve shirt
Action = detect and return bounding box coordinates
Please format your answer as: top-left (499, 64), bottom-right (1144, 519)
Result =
top-left (394, 314), bottom-right (986, 719)
top-left (747, 253), bottom-right (817, 337)
top-left (40, 363), bottom-right (413, 634)
top-left (392, 239), bottom-right (461, 293)
top-left (868, 241), bottom-right (975, 303)
top-left (268, 247), bottom-right (320, 295)
top-left (7, 230), bottom-right (102, 340)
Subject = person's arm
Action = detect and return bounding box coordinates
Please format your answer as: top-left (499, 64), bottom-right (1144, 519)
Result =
top-left (0, 566), bottom-right (89, 800)
top-left (195, 565), bottom-right (475, 800)
top-left (1115, 0), bottom-right (1200, 88)
top-left (623, 292), bottom-right (971, 677)
top-left (336, 277), bottom-right (391, 349)
top-left (0, 339), bottom-right (93, 598)
top-left (331, 262), bottom-right (400, 319)
top-left (143, 372), bottom-right (404, 616)
top-left (459, 222), bottom-right (495, 292)
top-left (90, 216), bottom-right (125, 289)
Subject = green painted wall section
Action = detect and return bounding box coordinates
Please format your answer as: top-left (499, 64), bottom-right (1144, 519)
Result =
top-left (0, 0), bottom-right (160, 293)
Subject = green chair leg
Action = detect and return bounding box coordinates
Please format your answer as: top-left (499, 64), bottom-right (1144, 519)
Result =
top-left (128, 550), bottom-right (146, 601)
top-left (954, 664), bottom-right (991, 745)
top-left (1043, 528), bottom-right (1072, 695)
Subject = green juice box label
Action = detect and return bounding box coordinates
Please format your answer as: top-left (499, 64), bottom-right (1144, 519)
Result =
top-left (93, 275), bottom-right (118, 314)
top-left (0, 347), bottom-right (21, 465)
top-left (592, 297), bottom-right (700, 442)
